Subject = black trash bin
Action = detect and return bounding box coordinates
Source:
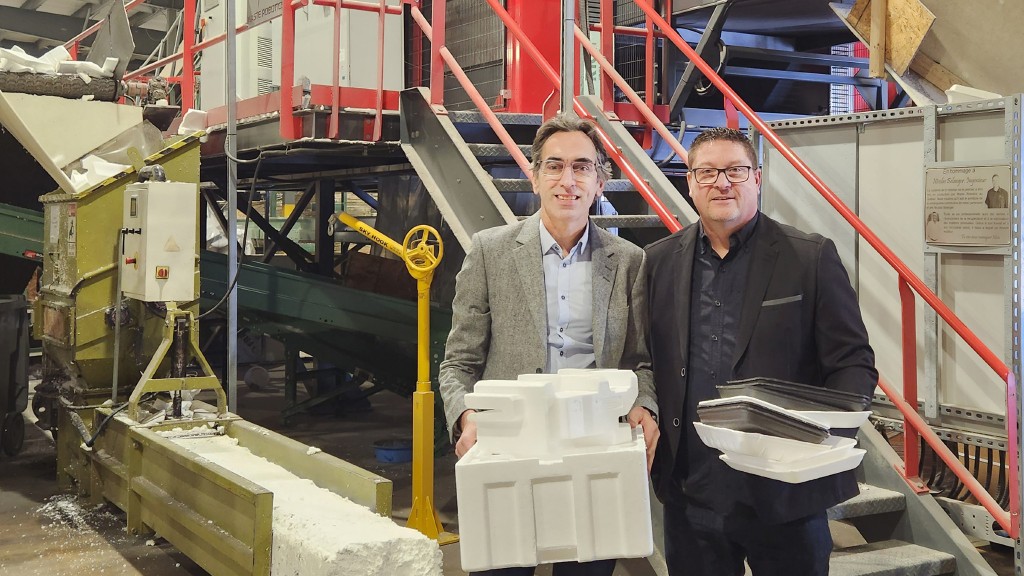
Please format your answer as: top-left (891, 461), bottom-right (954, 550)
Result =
top-left (0, 295), bottom-right (28, 457)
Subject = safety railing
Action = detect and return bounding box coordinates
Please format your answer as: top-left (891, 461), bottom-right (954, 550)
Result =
top-left (622, 0), bottom-right (1018, 537)
top-left (113, 0), bottom-right (398, 140)
top-left (476, 0), bottom-right (682, 232)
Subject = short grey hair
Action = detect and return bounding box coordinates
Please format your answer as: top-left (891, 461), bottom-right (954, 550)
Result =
top-left (530, 114), bottom-right (612, 181)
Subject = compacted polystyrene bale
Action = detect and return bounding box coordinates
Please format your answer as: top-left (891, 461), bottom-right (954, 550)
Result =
top-left (170, 435), bottom-right (442, 576)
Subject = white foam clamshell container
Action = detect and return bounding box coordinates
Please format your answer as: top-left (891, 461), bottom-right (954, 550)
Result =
top-left (693, 422), bottom-right (839, 462)
top-left (456, 369), bottom-right (653, 571)
top-left (720, 447), bottom-right (866, 484)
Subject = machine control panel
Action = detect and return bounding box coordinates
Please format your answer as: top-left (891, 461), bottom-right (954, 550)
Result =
top-left (121, 181), bottom-right (198, 302)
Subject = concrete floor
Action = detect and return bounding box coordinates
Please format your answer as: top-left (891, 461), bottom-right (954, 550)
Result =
top-left (0, 371), bottom-right (1014, 575)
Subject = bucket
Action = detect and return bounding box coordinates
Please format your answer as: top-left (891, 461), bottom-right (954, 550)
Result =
top-left (373, 438), bottom-right (413, 463)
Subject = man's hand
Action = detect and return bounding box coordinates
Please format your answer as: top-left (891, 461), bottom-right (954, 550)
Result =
top-left (627, 406), bottom-right (660, 472)
top-left (454, 410), bottom-right (478, 459)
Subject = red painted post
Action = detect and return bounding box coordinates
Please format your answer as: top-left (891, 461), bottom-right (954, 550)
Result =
top-left (429, 0), bottom-right (446, 106)
top-left (898, 278), bottom-right (921, 480)
top-left (373, 0), bottom-right (387, 140)
top-left (599, 0), bottom-right (613, 110)
top-left (280, 0), bottom-right (301, 138)
top-left (182, 0), bottom-right (196, 112)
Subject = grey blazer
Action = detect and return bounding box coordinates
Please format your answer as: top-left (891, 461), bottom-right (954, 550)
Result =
top-left (439, 212), bottom-right (657, 441)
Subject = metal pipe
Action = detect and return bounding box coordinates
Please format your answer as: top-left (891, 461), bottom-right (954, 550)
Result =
top-left (373, 0), bottom-right (387, 141)
top-left (349, 183), bottom-right (380, 211)
top-left (429, 0), bottom-right (446, 105)
top-left (560, 0), bottom-right (574, 114)
top-left (226, 0), bottom-right (239, 412)
top-left (899, 278), bottom-right (920, 480)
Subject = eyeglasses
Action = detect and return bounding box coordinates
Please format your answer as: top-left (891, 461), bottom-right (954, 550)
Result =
top-left (691, 166), bottom-right (752, 184)
top-left (538, 159), bottom-right (598, 180)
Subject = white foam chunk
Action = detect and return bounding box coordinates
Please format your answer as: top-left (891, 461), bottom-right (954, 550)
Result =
top-left (457, 369), bottom-right (653, 571)
top-left (456, 435), bottom-right (652, 571)
top-left (169, 435), bottom-right (442, 576)
top-left (467, 368), bottom-right (638, 460)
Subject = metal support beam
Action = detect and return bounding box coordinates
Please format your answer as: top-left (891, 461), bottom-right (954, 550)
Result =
top-left (668, 1), bottom-right (733, 119)
top-left (0, 6), bottom-right (162, 58)
top-left (399, 87), bottom-right (515, 251)
top-left (315, 179), bottom-right (335, 276)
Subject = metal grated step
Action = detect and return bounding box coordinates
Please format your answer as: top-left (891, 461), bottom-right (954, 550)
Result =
top-left (491, 178), bottom-right (639, 193)
top-left (467, 143), bottom-right (533, 159)
top-left (830, 540), bottom-right (956, 576)
top-left (448, 110), bottom-right (544, 125)
top-left (516, 214), bottom-right (668, 229)
top-left (829, 484), bottom-right (906, 521)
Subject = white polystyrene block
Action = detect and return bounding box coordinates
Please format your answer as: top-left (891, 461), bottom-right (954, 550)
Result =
top-left (456, 434), bottom-right (653, 572)
top-left (466, 369), bottom-right (639, 460)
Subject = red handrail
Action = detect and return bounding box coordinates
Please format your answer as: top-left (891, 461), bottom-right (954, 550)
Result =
top-left (629, 0), bottom-right (1018, 536)
top-left (482, 0), bottom-right (681, 232)
top-left (572, 26), bottom-right (688, 165)
top-left (409, 7), bottom-right (531, 175)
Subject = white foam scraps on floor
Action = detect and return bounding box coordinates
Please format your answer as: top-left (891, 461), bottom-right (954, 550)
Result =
top-left (170, 435), bottom-right (442, 576)
top-left (36, 494), bottom-right (118, 533)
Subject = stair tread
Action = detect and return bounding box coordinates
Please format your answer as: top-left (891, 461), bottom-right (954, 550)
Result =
top-left (449, 110), bottom-right (543, 125)
top-left (829, 483), bottom-right (906, 520)
top-left (830, 540), bottom-right (956, 576)
top-left (514, 214), bottom-right (668, 228)
top-left (467, 143), bottom-right (533, 159)
top-left (492, 178), bottom-right (638, 193)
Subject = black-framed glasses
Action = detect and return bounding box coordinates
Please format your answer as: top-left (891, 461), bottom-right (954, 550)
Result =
top-left (539, 159), bottom-right (598, 180)
top-left (691, 165), bottom-right (752, 184)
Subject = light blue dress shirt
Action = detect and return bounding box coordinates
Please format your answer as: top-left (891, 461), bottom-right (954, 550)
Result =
top-left (538, 218), bottom-right (595, 372)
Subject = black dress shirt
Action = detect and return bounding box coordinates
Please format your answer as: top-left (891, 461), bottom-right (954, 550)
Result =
top-left (681, 214), bottom-right (758, 511)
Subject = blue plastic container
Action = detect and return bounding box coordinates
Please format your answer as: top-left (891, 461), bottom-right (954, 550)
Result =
top-left (373, 438), bottom-right (413, 463)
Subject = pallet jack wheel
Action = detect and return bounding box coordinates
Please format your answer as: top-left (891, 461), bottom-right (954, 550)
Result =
top-left (2, 412), bottom-right (25, 456)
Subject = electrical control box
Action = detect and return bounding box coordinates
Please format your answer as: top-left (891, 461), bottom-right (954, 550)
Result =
top-left (121, 181), bottom-right (199, 302)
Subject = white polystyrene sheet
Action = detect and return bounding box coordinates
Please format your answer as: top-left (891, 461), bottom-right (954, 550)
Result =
top-left (939, 254), bottom-right (1007, 414)
top-left (855, 119), bottom-right (927, 402)
top-left (720, 447), bottom-right (866, 484)
top-left (765, 105), bottom-right (1013, 420)
top-left (0, 91), bottom-right (142, 193)
top-left (761, 123), bottom-right (860, 284)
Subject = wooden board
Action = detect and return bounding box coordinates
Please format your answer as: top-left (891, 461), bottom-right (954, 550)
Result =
top-left (848, 0), bottom-right (936, 75)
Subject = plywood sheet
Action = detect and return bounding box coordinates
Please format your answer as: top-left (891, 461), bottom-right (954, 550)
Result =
top-left (917, 0), bottom-right (1024, 97)
top-left (848, 0), bottom-right (935, 74)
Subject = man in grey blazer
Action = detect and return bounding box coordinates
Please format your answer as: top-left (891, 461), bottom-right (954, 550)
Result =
top-left (439, 114), bottom-right (660, 576)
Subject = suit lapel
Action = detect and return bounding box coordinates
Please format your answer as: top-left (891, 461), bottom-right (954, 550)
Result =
top-left (590, 225), bottom-right (615, 367)
top-left (674, 226), bottom-right (697, 363)
top-left (733, 217), bottom-right (779, 368)
top-left (514, 215), bottom-right (549, 349)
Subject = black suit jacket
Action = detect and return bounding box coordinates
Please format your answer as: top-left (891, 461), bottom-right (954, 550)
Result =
top-left (645, 213), bottom-right (877, 524)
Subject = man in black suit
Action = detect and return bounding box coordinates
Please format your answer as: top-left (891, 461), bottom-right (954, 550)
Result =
top-left (645, 127), bottom-right (877, 575)
top-left (985, 174), bottom-right (1009, 209)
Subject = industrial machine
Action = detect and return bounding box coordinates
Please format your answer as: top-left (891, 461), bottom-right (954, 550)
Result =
top-left (0, 87), bottom-right (399, 575)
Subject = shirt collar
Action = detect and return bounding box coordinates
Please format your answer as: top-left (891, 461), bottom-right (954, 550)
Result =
top-left (539, 217), bottom-right (591, 258)
top-left (697, 212), bottom-right (759, 255)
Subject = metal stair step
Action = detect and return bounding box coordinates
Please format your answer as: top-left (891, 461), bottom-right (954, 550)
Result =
top-left (448, 110), bottom-right (544, 125)
top-left (467, 143), bottom-right (533, 159)
top-left (829, 483), bottom-right (906, 521)
top-left (515, 214), bottom-right (667, 228)
top-left (491, 178), bottom-right (638, 193)
top-left (829, 540), bottom-right (956, 576)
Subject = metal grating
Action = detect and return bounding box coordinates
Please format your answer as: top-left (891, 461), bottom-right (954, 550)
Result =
top-left (830, 42), bottom-right (854, 114)
top-left (442, 0), bottom-right (505, 110)
top-left (405, 0), bottom-right (505, 111)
